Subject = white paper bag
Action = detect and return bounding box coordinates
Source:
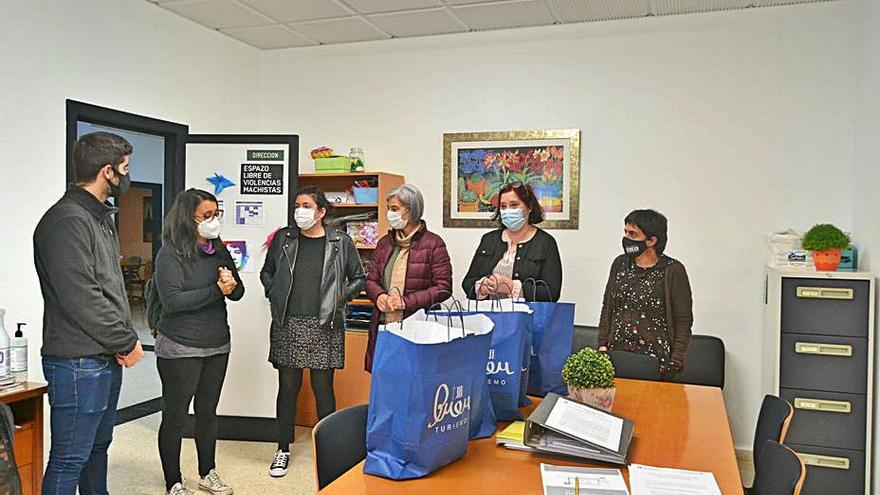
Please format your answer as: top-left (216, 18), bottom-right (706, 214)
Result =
top-left (381, 309), bottom-right (494, 345)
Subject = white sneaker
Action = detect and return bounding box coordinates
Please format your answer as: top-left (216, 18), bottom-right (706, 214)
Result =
top-left (269, 449), bottom-right (290, 477)
top-left (198, 469), bottom-right (233, 495)
top-left (168, 481), bottom-right (195, 495)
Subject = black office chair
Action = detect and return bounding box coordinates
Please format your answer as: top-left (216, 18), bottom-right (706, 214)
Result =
top-left (607, 350), bottom-right (662, 381)
top-left (572, 325), bottom-right (599, 353)
top-left (747, 440), bottom-right (806, 495)
top-left (752, 395), bottom-right (794, 469)
top-left (312, 404), bottom-right (369, 490)
top-left (668, 335), bottom-right (726, 388)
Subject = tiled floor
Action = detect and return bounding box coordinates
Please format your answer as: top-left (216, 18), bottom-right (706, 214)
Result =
top-left (108, 413), bottom-right (316, 495)
top-left (107, 412), bottom-right (757, 494)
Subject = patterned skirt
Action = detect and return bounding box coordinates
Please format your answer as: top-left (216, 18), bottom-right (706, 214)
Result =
top-left (269, 315), bottom-right (344, 369)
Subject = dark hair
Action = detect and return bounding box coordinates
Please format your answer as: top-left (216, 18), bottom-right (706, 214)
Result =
top-left (73, 132), bottom-right (133, 184)
top-left (295, 186), bottom-right (333, 224)
top-left (624, 209), bottom-right (668, 255)
top-left (163, 188), bottom-right (219, 258)
top-left (492, 182), bottom-right (545, 225)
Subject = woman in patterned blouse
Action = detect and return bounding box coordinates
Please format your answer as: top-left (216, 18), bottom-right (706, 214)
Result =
top-left (597, 209), bottom-right (693, 378)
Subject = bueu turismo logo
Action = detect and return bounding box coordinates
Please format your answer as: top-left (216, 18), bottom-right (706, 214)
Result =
top-left (486, 348), bottom-right (514, 386)
top-left (427, 383), bottom-right (470, 434)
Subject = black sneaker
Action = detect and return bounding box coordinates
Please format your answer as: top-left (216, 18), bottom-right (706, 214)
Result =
top-left (269, 450), bottom-right (290, 477)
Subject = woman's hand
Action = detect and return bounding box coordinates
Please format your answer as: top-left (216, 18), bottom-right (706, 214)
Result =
top-left (217, 279), bottom-right (236, 296)
top-left (598, 346), bottom-right (608, 352)
top-left (217, 268), bottom-right (236, 296)
top-left (389, 293), bottom-right (406, 311)
top-left (493, 275), bottom-right (515, 296)
top-left (218, 266), bottom-right (234, 283)
top-left (376, 293), bottom-right (391, 313)
top-left (478, 276), bottom-right (497, 298)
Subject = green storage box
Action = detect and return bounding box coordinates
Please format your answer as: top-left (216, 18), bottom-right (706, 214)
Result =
top-left (314, 157), bottom-right (350, 173)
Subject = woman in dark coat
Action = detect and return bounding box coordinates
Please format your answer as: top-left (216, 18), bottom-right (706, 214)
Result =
top-left (462, 181), bottom-right (562, 302)
top-left (364, 184), bottom-right (453, 371)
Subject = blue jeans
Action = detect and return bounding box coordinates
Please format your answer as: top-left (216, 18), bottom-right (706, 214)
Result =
top-left (42, 357), bottom-right (122, 495)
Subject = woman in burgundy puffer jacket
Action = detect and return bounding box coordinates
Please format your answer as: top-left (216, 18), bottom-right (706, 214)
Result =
top-left (364, 184), bottom-right (452, 371)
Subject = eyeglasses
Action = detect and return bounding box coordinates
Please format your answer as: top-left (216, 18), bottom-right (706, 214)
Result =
top-left (195, 211), bottom-right (223, 222)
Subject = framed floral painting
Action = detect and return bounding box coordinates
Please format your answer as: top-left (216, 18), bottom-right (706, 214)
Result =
top-left (443, 129), bottom-right (581, 229)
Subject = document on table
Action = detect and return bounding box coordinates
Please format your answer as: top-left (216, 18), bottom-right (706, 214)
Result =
top-left (629, 464), bottom-right (722, 495)
top-left (544, 396), bottom-right (623, 452)
top-left (540, 463), bottom-right (629, 495)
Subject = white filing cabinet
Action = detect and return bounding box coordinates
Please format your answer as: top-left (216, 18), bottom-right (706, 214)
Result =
top-left (763, 268), bottom-right (875, 495)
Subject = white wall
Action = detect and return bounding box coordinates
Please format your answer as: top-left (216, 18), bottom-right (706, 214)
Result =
top-left (853, 0), bottom-right (880, 489)
top-left (77, 122), bottom-right (166, 185)
top-left (260, 1), bottom-right (858, 449)
top-left (0, 0), bottom-right (261, 382)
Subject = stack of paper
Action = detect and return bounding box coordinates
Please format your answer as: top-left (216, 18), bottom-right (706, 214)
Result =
top-left (540, 463), bottom-right (629, 495)
top-left (496, 421), bottom-right (537, 452)
top-left (629, 464), bottom-right (721, 495)
top-left (525, 393), bottom-right (634, 464)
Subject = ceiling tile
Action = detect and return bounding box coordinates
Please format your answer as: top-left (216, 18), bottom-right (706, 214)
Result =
top-left (290, 17), bottom-right (388, 44)
top-left (548, 0), bottom-right (648, 22)
top-left (240, 0), bottom-right (350, 22)
top-left (453, 0), bottom-right (555, 30)
top-left (442, 0), bottom-right (509, 4)
top-left (221, 25), bottom-right (315, 49)
top-left (368, 8), bottom-right (466, 37)
top-left (342, 0), bottom-right (441, 14)
top-left (161, 0), bottom-right (269, 29)
top-left (752, 0), bottom-right (825, 5)
top-left (653, 0), bottom-right (751, 15)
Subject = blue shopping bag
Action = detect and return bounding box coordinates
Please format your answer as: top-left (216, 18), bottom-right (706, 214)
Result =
top-left (525, 281), bottom-right (575, 397)
top-left (364, 310), bottom-right (495, 480)
top-left (463, 299), bottom-right (534, 420)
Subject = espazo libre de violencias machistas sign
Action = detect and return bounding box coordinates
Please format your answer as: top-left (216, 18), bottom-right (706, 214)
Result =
top-left (240, 163), bottom-right (284, 195)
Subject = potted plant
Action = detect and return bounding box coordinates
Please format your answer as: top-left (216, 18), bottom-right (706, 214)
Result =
top-left (458, 189), bottom-right (479, 213)
top-left (562, 348), bottom-right (616, 411)
top-left (801, 224), bottom-right (851, 271)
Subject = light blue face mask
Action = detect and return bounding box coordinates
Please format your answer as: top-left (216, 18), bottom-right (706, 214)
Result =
top-left (500, 208), bottom-right (526, 231)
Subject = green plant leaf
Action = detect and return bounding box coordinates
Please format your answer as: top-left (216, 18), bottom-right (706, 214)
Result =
top-left (802, 224), bottom-right (851, 251)
top-left (561, 348), bottom-right (616, 389)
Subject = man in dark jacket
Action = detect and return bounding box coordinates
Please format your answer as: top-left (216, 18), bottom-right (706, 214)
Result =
top-left (34, 131), bottom-right (144, 495)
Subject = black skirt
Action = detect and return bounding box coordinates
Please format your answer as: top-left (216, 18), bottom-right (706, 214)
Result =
top-left (269, 315), bottom-right (344, 369)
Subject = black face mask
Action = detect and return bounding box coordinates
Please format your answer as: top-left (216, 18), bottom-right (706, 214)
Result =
top-left (109, 167), bottom-right (131, 197)
top-left (622, 236), bottom-right (648, 257)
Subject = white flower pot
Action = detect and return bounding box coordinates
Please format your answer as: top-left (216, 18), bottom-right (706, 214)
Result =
top-left (567, 385), bottom-right (616, 412)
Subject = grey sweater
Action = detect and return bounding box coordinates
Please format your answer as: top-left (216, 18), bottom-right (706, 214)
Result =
top-left (34, 187), bottom-right (138, 358)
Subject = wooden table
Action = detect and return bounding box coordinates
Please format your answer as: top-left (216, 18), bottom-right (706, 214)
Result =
top-left (319, 379), bottom-right (744, 495)
top-left (0, 382), bottom-right (47, 495)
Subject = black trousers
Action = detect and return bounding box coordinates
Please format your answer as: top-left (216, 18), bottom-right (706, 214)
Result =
top-left (276, 367), bottom-right (336, 451)
top-left (157, 353), bottom-right (229, 491)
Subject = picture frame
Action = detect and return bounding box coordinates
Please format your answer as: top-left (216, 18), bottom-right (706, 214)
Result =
top-left (443, 129), bottom-right (581, 229)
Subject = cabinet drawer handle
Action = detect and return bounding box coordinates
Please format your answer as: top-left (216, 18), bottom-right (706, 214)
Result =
top-left (797, 453), bottom-right (850, 470)
top-left (796, 286), bottom-right (854, 300)
top-left (795, 342), bottom-right (852, 357)
top-left (794, 398), bottom-right (851, 413)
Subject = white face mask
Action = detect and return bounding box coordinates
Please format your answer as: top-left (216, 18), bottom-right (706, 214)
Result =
top-left (197, 217), bottom-right (221, 240)
top-left (294, 207), bottom-right (318, 230)
top-left (387, 210), bottom-right (408, 230)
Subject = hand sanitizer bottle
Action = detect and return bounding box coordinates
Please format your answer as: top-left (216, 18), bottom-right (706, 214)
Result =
top-left (10, 323), bottom-right (27, 375)
top-left (0, 310), bottom-right (10, 378)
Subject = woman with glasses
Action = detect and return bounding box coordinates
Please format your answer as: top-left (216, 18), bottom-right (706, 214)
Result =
top-left (462, 182), bottom-right (562, 302)
top-left (153, 188), bottom-right (243, 495)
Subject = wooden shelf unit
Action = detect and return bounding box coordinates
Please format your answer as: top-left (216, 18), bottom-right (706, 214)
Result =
top-left (294, 170), bottom-right (403, 427)
top-left (2, 382), bottom-right (47, 495)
